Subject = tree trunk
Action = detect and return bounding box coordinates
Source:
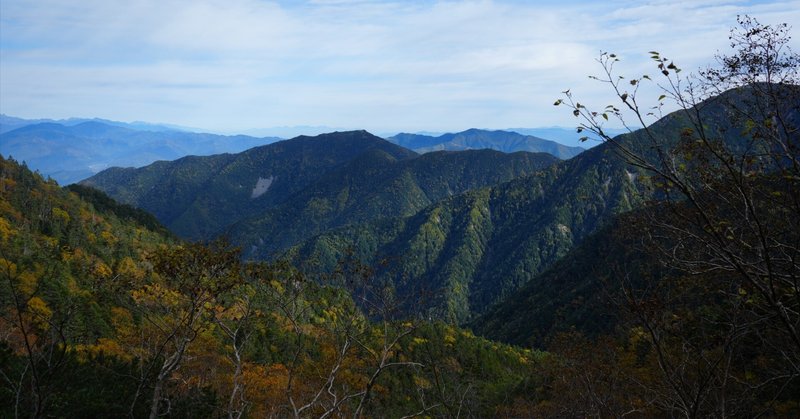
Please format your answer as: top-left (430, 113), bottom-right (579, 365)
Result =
top-left (148, 377), bottom-right (164, 419)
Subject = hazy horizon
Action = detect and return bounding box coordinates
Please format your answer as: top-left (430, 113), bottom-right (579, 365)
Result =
top-left (0, 112), bottom-right (610, 146)
top-left (2, 0), bottom-right (799, 134)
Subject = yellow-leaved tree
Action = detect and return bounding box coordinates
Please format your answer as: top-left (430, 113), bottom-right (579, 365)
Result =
top-left (122, 240), bottom-right (243, 419)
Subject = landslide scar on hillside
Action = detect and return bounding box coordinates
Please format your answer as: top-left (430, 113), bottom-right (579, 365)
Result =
top-left (251, 176), bottom-right (275, 198)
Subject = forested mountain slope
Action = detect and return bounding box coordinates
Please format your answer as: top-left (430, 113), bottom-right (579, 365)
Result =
top-left (287, 86), bottom-right (787, 323)
top-left (229, 148), bottom-right (558, 258)
top-left (287, 140), bottom-right (641, 323)
top-left (0, 155), bottom-right (176, 414)
top-left (85, 131), bottom-right (558, 253)
top-left (0, 154), bottom-right (542, 417)
top-left (82, 131), bottom-right (417, 240)
top-left (470, 211), bottom-right (655, 347)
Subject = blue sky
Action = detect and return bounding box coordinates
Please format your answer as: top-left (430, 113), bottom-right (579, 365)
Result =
top-left (1, 0), bottom-right (798, 134)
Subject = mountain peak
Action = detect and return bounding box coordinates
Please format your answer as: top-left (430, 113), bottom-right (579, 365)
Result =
top-left (281, 130), bottom-right (417, 160)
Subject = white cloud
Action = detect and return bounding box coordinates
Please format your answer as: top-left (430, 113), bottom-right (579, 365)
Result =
top-left (1, 0), bottom-right (799, 133)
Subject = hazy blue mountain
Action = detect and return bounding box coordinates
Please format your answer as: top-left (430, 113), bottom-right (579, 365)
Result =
top-left (232, 125), bottom-right (347, 138)
top-left (0, 114), bottom-right (194, 134)
top-left (506, 126), bottom-right (627, 148)
top-left (0, 121), bottom-right (281, 184)
top-left (0, 115), bottom-right (42, 133)
top-left (386, 128), bottom-right (584, 159)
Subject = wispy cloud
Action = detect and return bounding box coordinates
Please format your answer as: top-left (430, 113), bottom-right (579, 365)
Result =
top-left (1, 0), bottom-right (798, 133)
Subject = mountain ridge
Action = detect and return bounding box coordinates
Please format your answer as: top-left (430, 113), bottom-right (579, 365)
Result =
top-left (0, 120), bottom-right (282, 185)
top-left (82, 130), bottom-right (419, 240)
top-left (387, 128), bottom-right (585, 159)
top-left (0, 113), bottom-right (194, 133)
top-left (284, 86), bottom-right (784, 323)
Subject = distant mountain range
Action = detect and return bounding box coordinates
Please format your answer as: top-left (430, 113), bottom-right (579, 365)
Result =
top-left (1, 114), bottom-right (600, 185)
top-left (0, 114), bottom-right (193, 134)
top-left (82, 131), bottom-right (559, 255)
top-left (387, 128), bottom-right (585, 159)
top-left (0, 118), bottom-right (281, 185)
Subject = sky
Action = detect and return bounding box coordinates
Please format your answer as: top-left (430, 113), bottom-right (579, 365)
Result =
top-left (1, 0), bottom-right (799, 135)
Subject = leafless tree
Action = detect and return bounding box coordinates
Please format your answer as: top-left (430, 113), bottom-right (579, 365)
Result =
top-left (556, 15), bottom-right (800, 416)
